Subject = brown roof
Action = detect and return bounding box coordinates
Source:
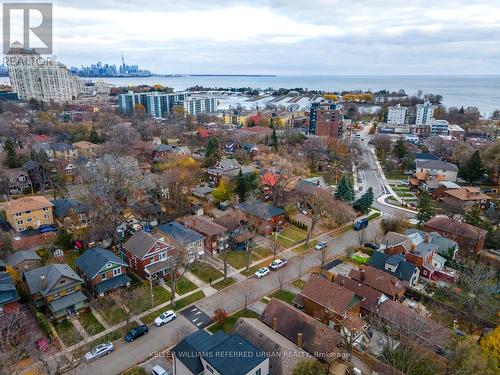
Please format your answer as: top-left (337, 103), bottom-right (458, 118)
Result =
top-left (7, 196), bottom-right (53, 215)
top-left (73, 140), bottom-right (98, 149)
top-left (213, 208), bottom-right (247, 231)
top-left (178, 215), bottom-right (227, 236)
top-left (260, 299), bottom-right (341, 358)
top-left (376, 299), bottom-right (451, 350)
top-left (424, 217), bottom-right (487, 240)
top-left (349, 265), bottom-right (405, 299)
top-left (444, 187), bottom-right (491, 202)
top-left (299, 275), bottom-right (360, 316)
top-left (384, 231), bottom-right (413, 252)
top-left (335, 274), bottom-right (383, 312)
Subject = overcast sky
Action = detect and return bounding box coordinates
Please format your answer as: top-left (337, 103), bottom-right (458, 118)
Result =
top-left (7, 0), bottom-right (500, 75)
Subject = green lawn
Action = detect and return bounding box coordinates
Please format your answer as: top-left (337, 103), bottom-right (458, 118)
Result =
top-left (141, 305), bottom-right (172, 325)
top-left (123, 366), bottom-right (147, 375)
top-left (276, 225), bottom-right (308, 248)
top-left (165, 276), bottom-right (198, 295)
top-left (207, 309), bottom-right (259, 333)
top-left (293, 240), bottom-right (317, 254)
top-left (126, 285), bottom-right (171, 315)
top-left (268, 290), bottom-right (296, 304)
top-left (253, 246), bottom-right (272, 258)
top-left (189, 261), bottom-right (223, 283)
top-left (212, 277), bottom-right (236, 290)
top-left (99, 304), bottom-right (127, 326)
top-left (367, 211), bottom-right (381, 221)
top-left (174, 291), bottom-right (206, 310)
top-left (292, 279), bottom-right (306, 289)
top-left (351, 255), bottom-right (371, 265)
top-left (224, 250), bottom-right (256, 270)
top-left (79, 312), bottom-right (105, 336)
top-left (240, 261), bottom-right (268, 277)
top-left (55, 320), bottom-right (83, 347)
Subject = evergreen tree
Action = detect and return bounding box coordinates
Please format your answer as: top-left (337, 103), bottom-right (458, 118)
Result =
top-left (464, 205), bottom-right (483, 227)
top-left (401, 152), bottom-right (416, 172)
top-left (353, 187), bottom-right (374, 214)
top-left (3, 139), bottom-right (20, 168)
top-left (270, 129), bottom-right (278, 151)
top-left (89, 127), bottom-right (101, 144)
top-left (335, 174), bottom-right (355, 203)
top-left (234, 170), bottom-right (258, 201)
top-left (459, 150), bottom-right (485, 184)
top-left (392, 137), bottom-right (408, 160)
top-left (416, 191), bottom-right (436, 226)
top-left (204, 136), bottom-right (219, 158)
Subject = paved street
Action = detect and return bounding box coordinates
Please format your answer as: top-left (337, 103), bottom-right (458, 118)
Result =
top-left (180, 305), bottom-right (212, 328)
top-left (69, 316), bottom-right (197, 375)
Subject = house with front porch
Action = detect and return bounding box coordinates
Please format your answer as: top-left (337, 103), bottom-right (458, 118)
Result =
top-left (122, 230), bottom-right (175, 280)
top-left (23, 263), bottom-right (89, 322)
top-left (76, 247), bottom-right (131, 297)
top-left (155, 221), bottom-right (205, 263)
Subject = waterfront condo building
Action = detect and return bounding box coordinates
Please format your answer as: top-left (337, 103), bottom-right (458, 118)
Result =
top-left (414, 101), bottom-right (435, 125)
top-left (387, 104), bottom-right (407, 125)
top-left (308, 101), bottom-right (344, 138)
top-left (6, 43), bottom-right (82, 103)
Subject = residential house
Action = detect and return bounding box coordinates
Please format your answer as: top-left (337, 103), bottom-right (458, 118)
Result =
top-left (23, 160), bottom-right (51, 191)
top-left (52, 198), bottom-right (92, 229)
top-left (349, 266), bottom-right (406, 301)
top-left (0, 272), bottom-right (20, 314)
top-left (122, 230), bottom-right (176, 280)
top-left (23, 263), bottom-right (89, 321)
top-left (260, 298), bottom-right (342, 362)
top-left (334, 274), bottom-right (386, 314)
top-left (178, 215), bottom-right (229, 255)
top-left (151, 144), bottom-right (172, 160)
top-left (214, 208), bottom-right (252, 250)
top-left (3, 168), bottom-right (32, 195)
top-left (50, 143), bottom-right (78, 160)
top-left (234, 317), bottom-right (312, 375)
top-left (423, 217), bottom-right (487, 257)
top-left (155, 221), bottom-right (205, 263)
top-left (6, 249), bottom-right (42, 273)
top-left (441, 186), bottom-right (491, 210)
top-left (237, 200), bottom-right (285, 235)
top-left (405, 229), bottom-right (458, 260)
top-left (6, 196), bottom-right (54, 231)
top-left (292, 275), bottom-right (365, 334)
top-left (76, 247), bottom-right (131, 297)
top-left (191, 185), bottom-right (214, 200)
top-left (369, 252), bottom-right (420, 287)
top-left (415, 160), bottom-right (458, 182)
top-left (73, 140), bottom-right (99, 158)
top-left (206, 158), bottom-right (256, 186)
top-left (172, 330), bottom-right (269, 375)
top-left (430, 181), bottom-right (461, 200)
top-left (294, 176), bottom-right (333, 197)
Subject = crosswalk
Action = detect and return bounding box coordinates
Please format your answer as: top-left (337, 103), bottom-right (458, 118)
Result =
top-left (180, 305), bottom-right (212, 328)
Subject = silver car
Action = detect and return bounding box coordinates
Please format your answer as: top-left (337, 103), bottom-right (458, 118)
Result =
top-left (84, 342), bottom-right (114, 362)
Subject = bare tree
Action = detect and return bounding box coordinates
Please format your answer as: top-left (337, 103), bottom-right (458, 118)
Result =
top-left (317, 246), bottom-right (328, 275)
top-left (240, 281), bottom-right (255, 311)
top-left (166, 244), bottom-right (194, 307)
top-left (0, 172), bottom-right (11, 201)
top-left (0, 308), bottom-right (34, 375)
top-left (275, 268), bottom-right (286, 290)
top-left (102, 123), bottom-right (140, 156)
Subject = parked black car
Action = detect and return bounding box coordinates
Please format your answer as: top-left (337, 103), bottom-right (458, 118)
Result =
top-left (124, 325), bottom-right (148, 342)
top-left (364, 242), bottom-right (380, 250)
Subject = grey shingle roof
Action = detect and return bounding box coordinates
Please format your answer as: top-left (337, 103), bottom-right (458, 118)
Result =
top-left (156, 222), bottom-right (205, 245)
top-left (94, 273), bottom-right (131, 294)
top-left (416, 159), bottom-right (458, 172)
top-left (24, 264), bottom-right (83, 296)
top-left (238, 200), bottom-right (285, 220)
top-left (123, 230), bottom-right (165, 259)
top-left (6, 250), bottom-right (41, 267)
top-left (52, 198), bottom-right (90, 218)
top-left (0, 272), bottom-right (20, 307)
top-left (48, 290), bottom-right (87, 312)
top-left (75, 247), bottom-right (128, 279)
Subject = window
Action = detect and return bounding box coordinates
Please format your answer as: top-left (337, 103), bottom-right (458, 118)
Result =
top-left (101, 273), bottom-right (107, 280)
top-left (255, 369), bottom-right (261, 375)
top-left (43, 207), bottom-right (48, 211)
top-left (113, 267), bottom-right (122, 277)
top-left (25, 210), bottom-right (31, 214)
top-left (15, 212), bottom-right (21, 217)
top-left (44, 214), bottom-right (49, 219)
top-left (17, 220), bottom-right (23, 225)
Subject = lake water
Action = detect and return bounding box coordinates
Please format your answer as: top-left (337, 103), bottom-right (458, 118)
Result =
top-left (1, 75), bottom-right (499, 115)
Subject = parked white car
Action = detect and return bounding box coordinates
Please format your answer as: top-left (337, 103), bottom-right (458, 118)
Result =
top-left (84, 342), bottom-right (114, 362)
top-left (315, 241), bottom-right (328, 251)
top-left (151, 365), bottom-right (170, 375)
top-left (154, 310), bottom-right (177, 326)
top-left (269, 259), bottom-right (288, 270)
top-left (254, 267), bottom-right (270, 279)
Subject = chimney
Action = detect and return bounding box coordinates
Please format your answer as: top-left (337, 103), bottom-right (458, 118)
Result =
top-left (424, 233), bottom-right (430, 243)
top-left (340, 278), bottom-right (345, 286)
top-left (41, 275), bottom-right (47, 290)
top-left (272, 317), bottom-right (278, 331)
top-left (360, 269), bottom-right (365, 281)
top-left (297, 332), bottom-right (303, 349)
top-left (410, 243), bottom-right (416, 253)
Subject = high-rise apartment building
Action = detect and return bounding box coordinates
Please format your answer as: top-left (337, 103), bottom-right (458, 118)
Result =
top-left (308, 101), bottom-right (344, 138)
top-left (414, 101), bottom-right (434, 125)
top-left (387, 104), bottom-right (407, 125)
top-left (118, 91), bottom-right (217, 118)
top-left (6, 43), bottom-right (82, 103)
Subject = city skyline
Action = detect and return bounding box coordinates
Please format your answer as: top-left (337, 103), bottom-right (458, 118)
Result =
top-left (21, 0), bottom-right (500, 76)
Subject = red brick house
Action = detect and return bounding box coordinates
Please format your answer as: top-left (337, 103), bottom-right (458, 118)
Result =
top-left (122, 231), bottom-right (175, 280)
top-left (178, 215), bottom-right (229, 255)
top-left (349, 266), bottom-right (406, 301)
top-left (237, 200), bottom-right (285, 235)
top-left (423, 217), bottom-right (487, 257)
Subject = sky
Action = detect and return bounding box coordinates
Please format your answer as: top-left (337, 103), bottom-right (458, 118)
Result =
top-left (4, 0), bottom-right (500, 75)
